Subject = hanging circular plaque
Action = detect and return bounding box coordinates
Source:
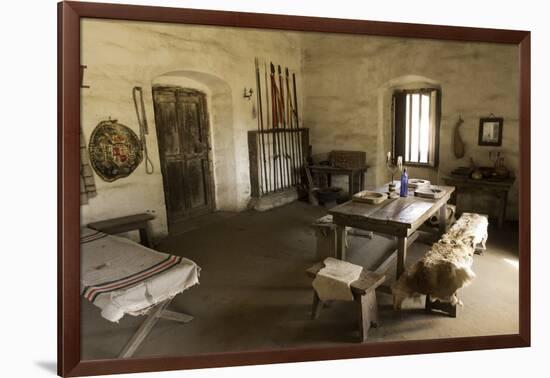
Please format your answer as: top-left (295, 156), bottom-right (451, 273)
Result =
top-left (88, 119), bottom-right (143, 182)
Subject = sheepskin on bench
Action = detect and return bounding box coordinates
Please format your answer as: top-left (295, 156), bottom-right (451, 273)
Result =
top-left (442, 212), bottom-right (489, 252)
top-left (391, 212), bottom-right (488, 314)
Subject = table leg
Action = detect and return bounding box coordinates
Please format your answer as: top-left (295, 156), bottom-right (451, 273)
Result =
top-left (327, 173), bottom-right (332, 188)
top-left (139, 225), bottom-right (153, 248)
top-left (349, 173), bottom-right (355, 197)
top-left (335, 224), bottom-right (347, 261)
top-left (438, 204), bottom-right (448, 236)
top-left (360, 172), bottom-right (365, 191)
top-left (450, 188), bottom-right (458, 206)
top-left (498, 191), bottom-right (508, 228)
top-left (396, 236), bottom-right (408, 278)
top-left (311, 291), bottom-right (322, 320)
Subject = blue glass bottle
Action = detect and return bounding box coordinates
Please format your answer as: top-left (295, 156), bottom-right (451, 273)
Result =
top-left (400, 168), bottom-right (408, 197)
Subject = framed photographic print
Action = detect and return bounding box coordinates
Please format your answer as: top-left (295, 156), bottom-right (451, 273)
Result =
top-left (479, 117), bottom-right (504, 146)
top-left (58, 1), bottom-right (531, 377)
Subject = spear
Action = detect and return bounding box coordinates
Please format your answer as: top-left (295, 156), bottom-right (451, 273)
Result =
top-left (254, 57), bottom-right (268, 194)
top-left (270, 63), bottom-right (284, 189)
top-left (285, 67), bottom-right (298, 185)
top-left (264, 62), bottom-right (272, 193)
top-left (292, 72), bottom-right (304, 181)
top-left (278, 65), bottom-right (291, 188)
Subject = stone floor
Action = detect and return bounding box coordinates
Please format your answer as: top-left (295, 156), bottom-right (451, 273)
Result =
top-left (81, 201), bottom-right (519, 360)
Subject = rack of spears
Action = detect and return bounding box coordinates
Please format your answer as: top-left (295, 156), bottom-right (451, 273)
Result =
top-left (248, 58), bottom-right (309, 197)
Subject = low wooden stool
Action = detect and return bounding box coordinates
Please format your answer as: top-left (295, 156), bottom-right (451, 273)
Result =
top-left (311, 215), bottom-right (373, 260)
top-left (88, 213), bottom-right (155, 247)
top-left (311, 215), bottom-right (340, 260)
top-left (306, 262), bottom-right (385, 342)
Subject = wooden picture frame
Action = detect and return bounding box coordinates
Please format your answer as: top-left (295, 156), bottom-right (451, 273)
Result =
top-left (479, 117), bottom-right (504, 146)
top-left (58, 1), bottom-right (531, 376)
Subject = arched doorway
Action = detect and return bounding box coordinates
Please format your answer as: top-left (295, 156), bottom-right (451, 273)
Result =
top-left (151, 70), bottom-right (236, 226)
top-left (152, 85), bottom-right (214, 223)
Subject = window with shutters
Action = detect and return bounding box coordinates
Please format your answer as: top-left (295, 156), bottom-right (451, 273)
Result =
top-left (392, 88), bottom-right (441, 167)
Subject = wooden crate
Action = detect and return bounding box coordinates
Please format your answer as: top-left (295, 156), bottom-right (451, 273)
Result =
top-left (329, 150), bottom-right (366, 169)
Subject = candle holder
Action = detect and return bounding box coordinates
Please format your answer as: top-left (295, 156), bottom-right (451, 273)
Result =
top-left (386, 153), bottom-right (402, 199)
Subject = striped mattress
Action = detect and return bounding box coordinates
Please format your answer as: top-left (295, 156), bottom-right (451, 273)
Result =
top-left (80, 227), bottom-right (200, 322)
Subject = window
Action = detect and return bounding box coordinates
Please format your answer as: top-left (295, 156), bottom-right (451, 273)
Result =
top-left (392, 88), bottom-right (441, 167)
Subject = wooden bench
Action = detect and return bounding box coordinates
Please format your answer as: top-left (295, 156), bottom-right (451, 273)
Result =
top-left (442, 212), bottom-right (489, 254)
top-left (306, 262), bottom-right (385, 342)
top-left (425, 295), bottom-right (458, 317)
top-left (392, 213), bottom-right (488, 318)
top-left (87, 213), bottom-right (155, 247)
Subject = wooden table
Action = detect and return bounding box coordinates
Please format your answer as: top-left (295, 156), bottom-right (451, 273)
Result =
top-left (87, 213), bottom-right (155, 247)
top-left (309, 165), bottom-right (368, 196)
top-left (442, 175), bottom-right (514, 228)
top-left (329, 184), bottom-right (455, 279)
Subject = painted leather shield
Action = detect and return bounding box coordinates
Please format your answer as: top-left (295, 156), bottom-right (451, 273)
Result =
top-left (88, 120), bottom-right (143, 182)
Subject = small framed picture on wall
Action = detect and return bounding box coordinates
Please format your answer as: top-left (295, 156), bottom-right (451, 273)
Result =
top-left (479, 117), bottom-right (504, 146)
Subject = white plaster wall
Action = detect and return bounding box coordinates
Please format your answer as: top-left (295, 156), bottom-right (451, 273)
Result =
top-left (80, 19), bottom-right (303, 237)
top-left (301, 34), bottom-right (519, 220)
top-left (80, 20), bottom-right (520, 238)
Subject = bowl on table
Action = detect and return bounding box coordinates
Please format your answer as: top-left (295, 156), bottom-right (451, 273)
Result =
top-left (414, 186), bottom-right (445, 199)
top-left (408, 178), bottom-right (430, 189)
top-left (352, 190), bottom-right (388, 204)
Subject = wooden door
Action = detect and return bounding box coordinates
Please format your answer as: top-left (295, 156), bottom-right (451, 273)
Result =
top-left (152, 86), bottom-right (214, 224)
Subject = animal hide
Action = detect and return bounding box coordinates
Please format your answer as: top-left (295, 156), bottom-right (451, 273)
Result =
top-left (392, 240), bottom-right (475, 309)
top-left (442, 212), bottom-right (489, 250)
top-left (392, 213), bottom-right (488, 310)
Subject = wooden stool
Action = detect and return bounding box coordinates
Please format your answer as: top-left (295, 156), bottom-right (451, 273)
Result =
top-left (425, 294), bottom-right (458, 318)
top-left (311, 215), bottom-right (373, 261)
top-left (311, 215), bottom-right (340, 260)
top-left (306, 262), bottom-right (385, 342)
top-left (88, 213), bottom-right (155, 247)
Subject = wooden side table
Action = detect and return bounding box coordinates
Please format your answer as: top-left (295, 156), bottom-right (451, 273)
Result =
top-left (308, 165), bottom-right (368, 197)
top-left (442, 176), bottom-right (514, 228)
top-left (87, 213), bottom-right (155, 247)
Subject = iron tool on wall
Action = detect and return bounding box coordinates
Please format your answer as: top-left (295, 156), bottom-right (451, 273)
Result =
top-left (132, 86), bottom-right (154, 174)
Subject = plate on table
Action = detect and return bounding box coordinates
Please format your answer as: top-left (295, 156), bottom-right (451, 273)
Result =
top-left (408, 178), bottom-right (430, 189)
top-left (352, 190), bottom-right (387, 204)
top-left (414, 186), bottom-right (445, 199)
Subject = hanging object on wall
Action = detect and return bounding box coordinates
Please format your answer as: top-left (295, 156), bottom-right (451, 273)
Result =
top-left (132, 86), bottom-right (154, 174)
top-left (248, 57), bottom-right (305, 198)
top-left (478, 114), bottom-right (503, 147)
top-left (453, 115), bottom-right (465, 159)
top-left (80, 65), bottom-right (90, 89)
top-left (80, 125), bottom-right (97, 204)
top-left (88, 119), bottom-right (143, 182)
top-left (243, 87), bottom-right (253, 100)
top-left (254, 57), bottom-right (268, 191)
top-left (243, 87), bottom-right (257, 119)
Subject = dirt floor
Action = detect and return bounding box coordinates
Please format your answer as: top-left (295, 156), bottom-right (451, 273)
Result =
top-left (81, 201), bottom-right (519, 360)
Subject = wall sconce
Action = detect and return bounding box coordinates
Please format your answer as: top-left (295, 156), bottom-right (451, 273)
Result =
top-left (243, 87), bottom-right (253, 100)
